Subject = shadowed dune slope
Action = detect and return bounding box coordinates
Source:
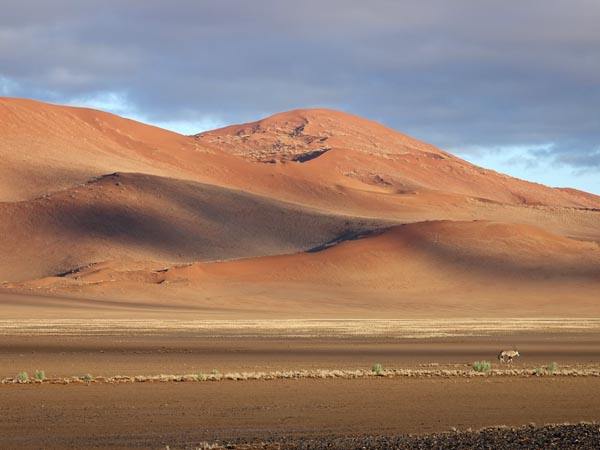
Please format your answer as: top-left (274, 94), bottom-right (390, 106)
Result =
top-left (197, 109), bottom-right (600, 208)
top-left (13, 220), bottom-right (599, 317)
top-left (123, 220), bottom-right (600, 285)
top-left (0, 172), bottom-right (385, 283)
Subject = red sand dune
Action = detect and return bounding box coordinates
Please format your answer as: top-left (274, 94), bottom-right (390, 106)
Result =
top-left (0, 172), bottom-right (385, 282)
top-left (1, 98), bottom-right (599, 317)
top-left (197, 108), bottom-right (600, 208)
top-left (9, 220), bottom-right (599, 318)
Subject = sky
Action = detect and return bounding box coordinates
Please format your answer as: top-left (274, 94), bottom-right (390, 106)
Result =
top-left (1, 0), bottom-right (599, 194)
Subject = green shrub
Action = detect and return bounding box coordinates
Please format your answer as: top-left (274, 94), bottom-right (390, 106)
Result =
top-left (34, 370), bottom-right (46, 381)
top-left (372, 363), bottom-right (383, 375)
top-left (547, 362), bottom-right (558, 374)
top-left (16, 371), bottom-right (29, 382)
top-left (535, 367), bottom-right (543, 376)
top-left (196, 373), bottom-right (206, 381)
top-left (472, 361), bottom-right (491, 373)
top-left (210, 369), bottom-right (220, 376)
top-left (82, 373), bottom-right (94, 382)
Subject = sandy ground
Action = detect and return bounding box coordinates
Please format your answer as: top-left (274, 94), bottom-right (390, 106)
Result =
top-left (2, 319), bottom-right (600, 378)
top-left (1, 321), bottom-right (600, 449)
top-left (2, 378), bottom-right (600, 449)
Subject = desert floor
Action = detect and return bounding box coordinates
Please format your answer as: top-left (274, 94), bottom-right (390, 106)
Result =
top-left (1, 318), bottom-right (600, 449)
top-left (2, 378), bottom-right (600, 449)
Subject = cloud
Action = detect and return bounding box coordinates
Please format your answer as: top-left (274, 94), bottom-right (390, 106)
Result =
top-left (1, 0), bottom-right (599, 191)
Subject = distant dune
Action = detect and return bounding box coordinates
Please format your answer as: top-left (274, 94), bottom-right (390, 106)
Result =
top-left (197, 108), bottom-right (600, 208)
top-left (1, 97), bottom-right (599, 317)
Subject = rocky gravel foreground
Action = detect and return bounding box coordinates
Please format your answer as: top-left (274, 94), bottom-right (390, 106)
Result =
top-left (188, 423), bottom-right (600, 450)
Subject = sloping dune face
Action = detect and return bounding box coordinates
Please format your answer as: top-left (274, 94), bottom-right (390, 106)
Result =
top-left (197, 109), bottom-right (600, 208)
top-left (187, 220), bottom-right (600, 283)
top-left (0, 98), bottom-right (320, 205)
top-left (0, 98), bottom-right (204, 200)
top-left (25, 220), bottom-right (600, 318)
top-left (0, 172), bottom-right (384, 282)
top-left (1, 98), bottom-right (599, 317)
top-left (109, 220), bottom-right (598, 289)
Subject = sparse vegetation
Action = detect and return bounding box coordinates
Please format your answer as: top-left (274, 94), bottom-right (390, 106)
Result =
top-left (3, 365), bottom-right (600, 386)
top-left (195, 442), bottom-right (222, 449)
top-left (472, 361), bottom-right (491, 373)
top-left (16, 371), bottom-right (29, 382)
top-left (372, 363), bottom-right (383, 375)
top-left (210, 369), bottom-right (220, 376)
top-left (535, 362), bottom-right (559, 376)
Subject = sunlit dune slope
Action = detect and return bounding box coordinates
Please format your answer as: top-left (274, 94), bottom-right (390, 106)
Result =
top-left (197, 109), bottom-right (600, 208)
top-left (3, 97), bottom-right (600, 218)
top-left (1, 97), bottom-right (208, 200)
top-left (0, 98), bottom-right (353, 209)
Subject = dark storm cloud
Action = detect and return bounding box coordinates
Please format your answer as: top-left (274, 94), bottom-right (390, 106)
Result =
top-left (1, 0), bottom-right (600, 172)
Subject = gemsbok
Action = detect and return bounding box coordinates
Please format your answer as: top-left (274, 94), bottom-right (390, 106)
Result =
top-left (498, 350), bottom-right (520, 363)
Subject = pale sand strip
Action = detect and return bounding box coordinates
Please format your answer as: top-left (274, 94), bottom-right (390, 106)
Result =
top-left (1, 318), bottom-right (599, 338)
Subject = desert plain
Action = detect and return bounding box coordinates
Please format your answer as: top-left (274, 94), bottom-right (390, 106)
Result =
top-left (1, 98), bottom-right (600, 448)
